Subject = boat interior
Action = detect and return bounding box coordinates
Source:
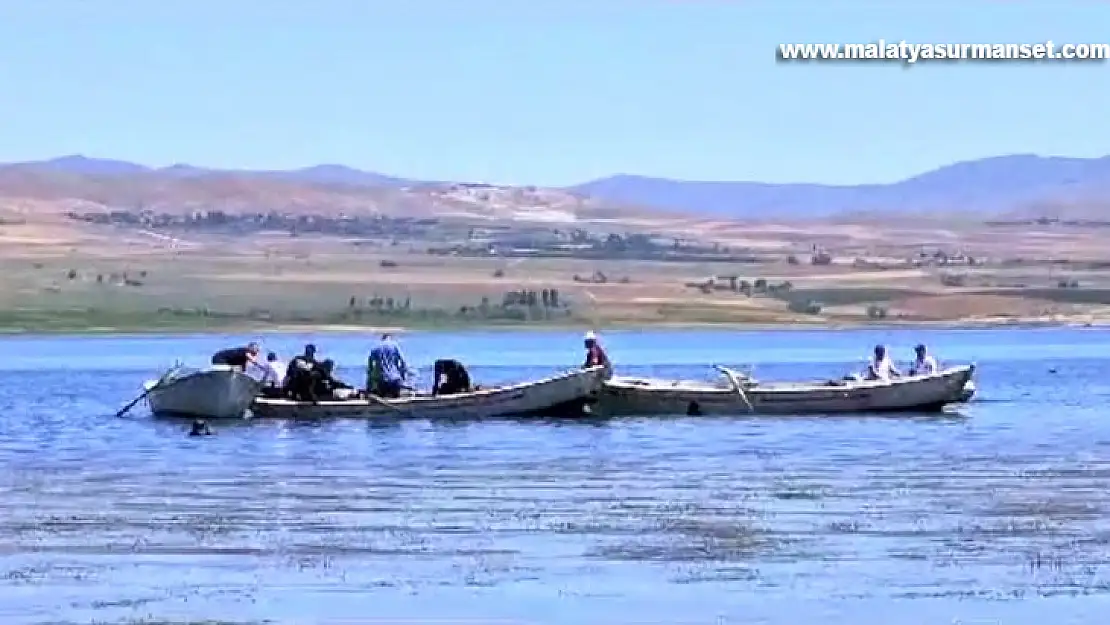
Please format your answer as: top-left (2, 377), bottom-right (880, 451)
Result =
top-left (608, 366), bottom-right (972, 393)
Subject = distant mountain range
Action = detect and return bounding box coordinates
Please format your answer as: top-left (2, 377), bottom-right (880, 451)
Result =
top-left (5, 153), bottom-right (1110, 219)
top-left (3, 155), bottom-right (417, 188)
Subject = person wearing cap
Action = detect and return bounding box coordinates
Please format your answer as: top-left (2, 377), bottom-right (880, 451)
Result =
top-left (908, 344), bottom-right (938, 376)
top-left (284, 343), bottom-right (320, 401)
top-left (583, 331), bottom-right (612, 377)
top-left (367, 333), bottom-right (410, 398)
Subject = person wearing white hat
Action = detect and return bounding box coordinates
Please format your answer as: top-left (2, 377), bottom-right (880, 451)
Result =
top-left (583, 330), bottom-right (612, 377)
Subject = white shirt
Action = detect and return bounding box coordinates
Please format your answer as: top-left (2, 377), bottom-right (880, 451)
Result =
top-left (911, 355), bottom-right (938, 376)
top-left (261, 360), bottom-right (287, 387)
top-left (869, 356), bottom-right (898, 380)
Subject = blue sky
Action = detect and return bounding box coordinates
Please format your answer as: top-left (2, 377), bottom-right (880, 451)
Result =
top-left (0, 1), bottom-right (1107, 186)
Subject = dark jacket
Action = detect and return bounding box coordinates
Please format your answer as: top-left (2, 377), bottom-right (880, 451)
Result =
top-left (433, 359), bottom-right (472, 396)
top-left (212, 347), bottom-right (250, 368)
top-left (313, 360), bottom-right (353, 399)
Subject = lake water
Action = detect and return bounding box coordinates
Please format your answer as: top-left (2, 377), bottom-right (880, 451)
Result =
top-left (3, 327), bottom-right (1110, 624)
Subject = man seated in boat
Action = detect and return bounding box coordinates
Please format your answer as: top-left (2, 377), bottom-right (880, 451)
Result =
top-left (258, 351), bottom-right (287, 398)
top-left (211, 342), bottom-right (261, 370)
top-left (583, 331), bottom-right (612, 378)
top-left (432, 358), bottom-right (473, 396)
top-left (908, 344), bottom-right (939, 376)
top-left (865, 344), bottom-right (901, 381)
top-left (312, 359), bottom-right (357, 400)
top-left (266, 352), bottom-right (287, 384)
top-left (284, 343), bottom-right (320, 401)
top-left (367, 333), bottom-right (410, 398)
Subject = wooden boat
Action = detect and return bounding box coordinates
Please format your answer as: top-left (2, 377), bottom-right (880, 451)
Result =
top-left (249, 365), bottom-right (608, 420)
top-left (145, 364), bottom-right (262, 419)
top-left (595, 364), bottom-right (976, 416)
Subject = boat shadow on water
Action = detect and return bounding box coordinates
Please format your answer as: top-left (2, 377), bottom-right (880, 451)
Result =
top-left (589, 409), bottom-right (971, 423)
top-left (140, 407), bottom-right (971, 431)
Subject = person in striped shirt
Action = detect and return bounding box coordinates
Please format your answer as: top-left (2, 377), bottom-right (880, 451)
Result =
top-left (367, 333), bottom-right (410, 398)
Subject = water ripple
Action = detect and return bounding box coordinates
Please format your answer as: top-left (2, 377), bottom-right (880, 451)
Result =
top-left (4, 330), bottom-right (1110, 624)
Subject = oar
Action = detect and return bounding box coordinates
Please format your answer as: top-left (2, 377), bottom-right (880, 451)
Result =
top-left (115, 366), bottom-right (179, 418)
top-left (362, 374), bottom-right (421, 417)
top-left (364, 392), bottom-right (412, 416)
top-left (714, 364), bottom-right (755, 413)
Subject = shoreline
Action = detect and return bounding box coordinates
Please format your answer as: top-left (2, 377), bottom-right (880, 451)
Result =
top-left (0, 316), bottom-right (1105, 338)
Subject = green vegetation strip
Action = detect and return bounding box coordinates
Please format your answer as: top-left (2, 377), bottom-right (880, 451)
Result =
top-left (0, 306), bottom-right (580, 334)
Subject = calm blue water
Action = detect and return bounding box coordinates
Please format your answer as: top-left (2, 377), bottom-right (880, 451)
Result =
top-left (3, 327), bottom-right (1110, 625)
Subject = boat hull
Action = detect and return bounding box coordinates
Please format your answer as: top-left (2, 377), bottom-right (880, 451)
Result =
top-left (596, 365), bottom-right (976, 416)
top-left (146, 366), bottom-right (261, 419)
top-left (250, 366), bottom-right (607, 420)
top-left (957, 380), bottom-right (976, 402)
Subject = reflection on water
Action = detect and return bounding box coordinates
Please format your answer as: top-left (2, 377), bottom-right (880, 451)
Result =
top-left (3, 328), bottom-right (1110, 624)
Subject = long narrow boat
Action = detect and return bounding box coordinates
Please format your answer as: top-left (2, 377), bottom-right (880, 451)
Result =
top-left (145, 364), bottom-right (262, 419)
top-left (595, 365), bottom-right (976, 416)
top-left (249, 366), bottom-right (607, 420)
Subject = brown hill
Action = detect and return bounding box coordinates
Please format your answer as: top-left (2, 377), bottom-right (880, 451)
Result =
top-left (0, 166), bottom-right (649, 223)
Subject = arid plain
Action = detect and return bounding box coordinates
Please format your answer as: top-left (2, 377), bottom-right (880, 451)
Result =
top-left (3, 160), bottom-right (1110, 333)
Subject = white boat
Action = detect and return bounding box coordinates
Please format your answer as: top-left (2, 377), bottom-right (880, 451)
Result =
top-left (595, 365), bottom-right (976, 416)
top-left (144, 364), bottom-right (262, 419)
top-left (250, 366), bottom-right (607, 420)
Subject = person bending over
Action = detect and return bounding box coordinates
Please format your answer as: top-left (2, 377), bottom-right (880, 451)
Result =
top-left (211, 342), bottom-right (261, 370)
top-left (313, 359), bottom-right (355, 400)
top-left (367, 334), bottom-right (409, 398)
top-left (432, 359), bottom-right (473, 396)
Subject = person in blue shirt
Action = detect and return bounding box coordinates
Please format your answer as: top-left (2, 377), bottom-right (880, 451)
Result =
top-left (367, 333), bottom-right (410, 398)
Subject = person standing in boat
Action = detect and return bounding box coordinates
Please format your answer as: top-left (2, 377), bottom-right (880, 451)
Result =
top-left (367, 333), bottom-right (410, 398)
top-left (583, 331), bottom-right (612, 378)
top-left (908, 344), bottom-right (938, 376)
top-left (866, 344), bottom-right (901, 381)
top-left (211, 342), bottom-right (261, 370)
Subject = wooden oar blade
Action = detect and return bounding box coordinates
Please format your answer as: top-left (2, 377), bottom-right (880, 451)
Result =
top-left (713, 364), bottom-right (755, 413)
